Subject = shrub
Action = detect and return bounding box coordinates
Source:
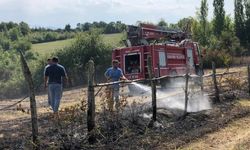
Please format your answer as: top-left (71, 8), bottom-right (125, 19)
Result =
top-left (32, 29), bottom-right (112, 88)
top-left (0, 49), bottom-right (27, 98)
top-left (54, 29), bottom-right (112, 85)
top-left (203, 49), bottom-right (232, 68)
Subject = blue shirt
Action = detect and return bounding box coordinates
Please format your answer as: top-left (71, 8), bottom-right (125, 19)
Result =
top-left (45, 64), bottom-right (66, 84)
top-left (105, 67), bottom-right (124, 88)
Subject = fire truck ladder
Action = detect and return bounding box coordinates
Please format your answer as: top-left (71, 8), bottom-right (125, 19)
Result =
top-left (126, 23), bottom-right (186, 47)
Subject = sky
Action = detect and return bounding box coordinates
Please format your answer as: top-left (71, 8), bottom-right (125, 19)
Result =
top-left (0, 0), bottom-right (234, 29)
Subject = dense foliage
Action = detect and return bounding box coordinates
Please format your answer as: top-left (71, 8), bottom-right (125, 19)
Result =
top-left (28, 31), bottom-right (75, 44)
top-left (0, 49), bottom-right (26, 98)
top-left (76, 21), bottom-right (126, 34)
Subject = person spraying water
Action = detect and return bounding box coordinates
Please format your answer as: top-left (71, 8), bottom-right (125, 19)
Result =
top-left (104, 60), bottom-right (127, 111)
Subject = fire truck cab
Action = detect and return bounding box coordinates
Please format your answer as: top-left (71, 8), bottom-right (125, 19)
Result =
top-left (112, 24), bottom-right (201, 81)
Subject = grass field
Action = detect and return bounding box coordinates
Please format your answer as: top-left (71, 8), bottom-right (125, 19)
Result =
top-left (101, 32), bottom-right (124, 47)
top-left (31, 33), bottom-right (124, 56)
top-left (31, 39), bottom-right (75, 55)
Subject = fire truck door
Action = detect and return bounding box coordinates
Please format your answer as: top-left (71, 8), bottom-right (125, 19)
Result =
top-left (187, 49), bottom-right (194, 67)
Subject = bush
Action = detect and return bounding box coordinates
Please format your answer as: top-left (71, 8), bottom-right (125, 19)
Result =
top-left (54, 29), bottom-right (112, 85)
top-left (28, 31), bottom-right (76, 44)
top-left (0, 49), bottom-right (27, 98)
top-left (203, 50), bottom-right (232, 68)
top-left (32, 29), bottom-right (112, 88)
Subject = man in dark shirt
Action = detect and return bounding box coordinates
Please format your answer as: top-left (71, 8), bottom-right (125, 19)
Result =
top-left (44, 57), bottom-right (68, 118)
top-left (44, 58), bottom-right (52, 106)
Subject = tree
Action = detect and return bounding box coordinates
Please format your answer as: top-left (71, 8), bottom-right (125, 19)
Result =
top-left (224, 15), bottom-right (234, 33)
top-left (177, 17), bottom-right (193, 35)
top-left (245, 0), bottom-right (250, 47)
top-left (14, 38), bottom-right (32, 52)
top-left (83, 22), bottom-right (91, 31)
top-left (6, 21), bottom-right (18, 30)
top-left (199, 0), bottom-right (209, 46)
top-left (0, 23), bottom-right (8, 33)
top-left (213, 0), bottom-right (225, 36)
top-left (158, 19), bottom-right (168, 27)
top-left (234, 0), bottom-right (246, 46)
top-left (168, 23), bottom-right (179, 30)
top-left (8, 27), bottom-right (20, 41)
top-left (191, 19), bottom-right (202, 42)
top-left (105, 22), bottom-right (116, 33)
top-left (65, 24), bottom-right (71, 32)
top-left (191, 0), bottom-right (211, 46)
top-left (52, 29), bottom-right (111, 85)
top-left (76, 23), bottom-right (82, 31)
top-left (19, 21), bottom-right (30, 36)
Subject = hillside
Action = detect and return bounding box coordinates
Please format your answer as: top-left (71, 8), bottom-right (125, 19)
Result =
top-left (31, 33), bottom-right (124, 55)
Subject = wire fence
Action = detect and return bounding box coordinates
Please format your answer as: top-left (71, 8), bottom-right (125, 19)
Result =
top-left (86, 60), bottom-right (250, 143)
top-left (1, 60), bottom-right (250, 147)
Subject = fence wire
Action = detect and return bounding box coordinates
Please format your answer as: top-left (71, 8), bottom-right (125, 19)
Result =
top-left (0, 96), bottom-right (29, 111)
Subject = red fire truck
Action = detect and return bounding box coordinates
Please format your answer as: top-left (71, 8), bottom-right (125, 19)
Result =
top-left (112, 23), bottom-right (201, 81)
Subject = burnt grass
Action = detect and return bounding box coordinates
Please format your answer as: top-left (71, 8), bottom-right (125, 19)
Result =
top-left (1, 95), bottom-right (250, 150)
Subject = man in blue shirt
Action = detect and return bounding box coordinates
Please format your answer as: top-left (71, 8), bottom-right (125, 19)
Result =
top-left (105, 59), bottom-right (127, 111)
top-left (44, 57), bottom-right (68, 118)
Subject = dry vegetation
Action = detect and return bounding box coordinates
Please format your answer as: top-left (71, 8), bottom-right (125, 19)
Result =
top-left (1, 66), bottom-right (250, 149)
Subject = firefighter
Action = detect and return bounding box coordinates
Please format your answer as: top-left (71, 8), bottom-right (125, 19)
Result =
top-left (104, 59), bottom-right (127, 111)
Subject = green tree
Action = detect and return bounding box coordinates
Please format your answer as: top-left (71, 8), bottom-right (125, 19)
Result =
top-left (213, 0), bottom-right (225, 36)
top-left (19, 21), bottom-right (30, 36)
top-left (219, 31), bottom-right (242, 56)
top-left (191, 19), bottom-right (201, 42)
top-left (13, 38), bottom-right (31, 52)
top-left (0, 33), bottom-right (11, 50)
top-left (0, 23), bottom-right (8, 34)
top-left (199, 0), bottom-right (209, 46)
top-left (65, 24), bottom-right (71, 32)
top-left (168, 23), bottom-right (179, 30)
top-left (224, 15), bottom-right (234, 32)
top-left (235, 0), bottom-right (246, 45)
top-left (83, 22), bottom-right (91, 31)
top-left (50, 28), bottom-right (111, 85)
top-left (8, 27), bottom-right (20, 41)
top-left (177, 17), bottom-right (193, 35)
top-left (245, 0), bottom-right (250, 47)
top-left (158, 19), bottom-right (168, 27)
top-left (6, 21), bottom-right (18, 30)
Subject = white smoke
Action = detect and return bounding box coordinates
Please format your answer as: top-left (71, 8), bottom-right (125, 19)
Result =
top-left (127, 81), bottom-right (211, 113)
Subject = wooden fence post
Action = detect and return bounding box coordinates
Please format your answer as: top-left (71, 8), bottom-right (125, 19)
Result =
top-left (248, 65), bottom-right (250, 95)
top-left (212, 62), bottom-right (220, 103)
top-left (147, 56), bottom-right (157, 122)
top-left (198, 47), bottom-right (204, 91)
top-left (19, 50), bottom-right (39, 148)
top-left (184, 72), bottom-right (189, 115)
top-left (87, 59), bottom-right (96, 144)
top-left (200, 74), bottom-right (204, 93)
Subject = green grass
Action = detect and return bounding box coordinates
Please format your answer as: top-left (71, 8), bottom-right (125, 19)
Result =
top-left (101, 33), bottom-right (124, 47)
top-left (31, 39), bottom-right (74, 55)
top-left (32, 33), bottom-right (124, 56)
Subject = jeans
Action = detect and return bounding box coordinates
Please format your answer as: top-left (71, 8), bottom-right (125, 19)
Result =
top-left (112, 88), bottom-right (119, 102)
top-left (48, 83), bottom-right (62, 112)
top-left (112, 87), bottom-right (120, 110)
